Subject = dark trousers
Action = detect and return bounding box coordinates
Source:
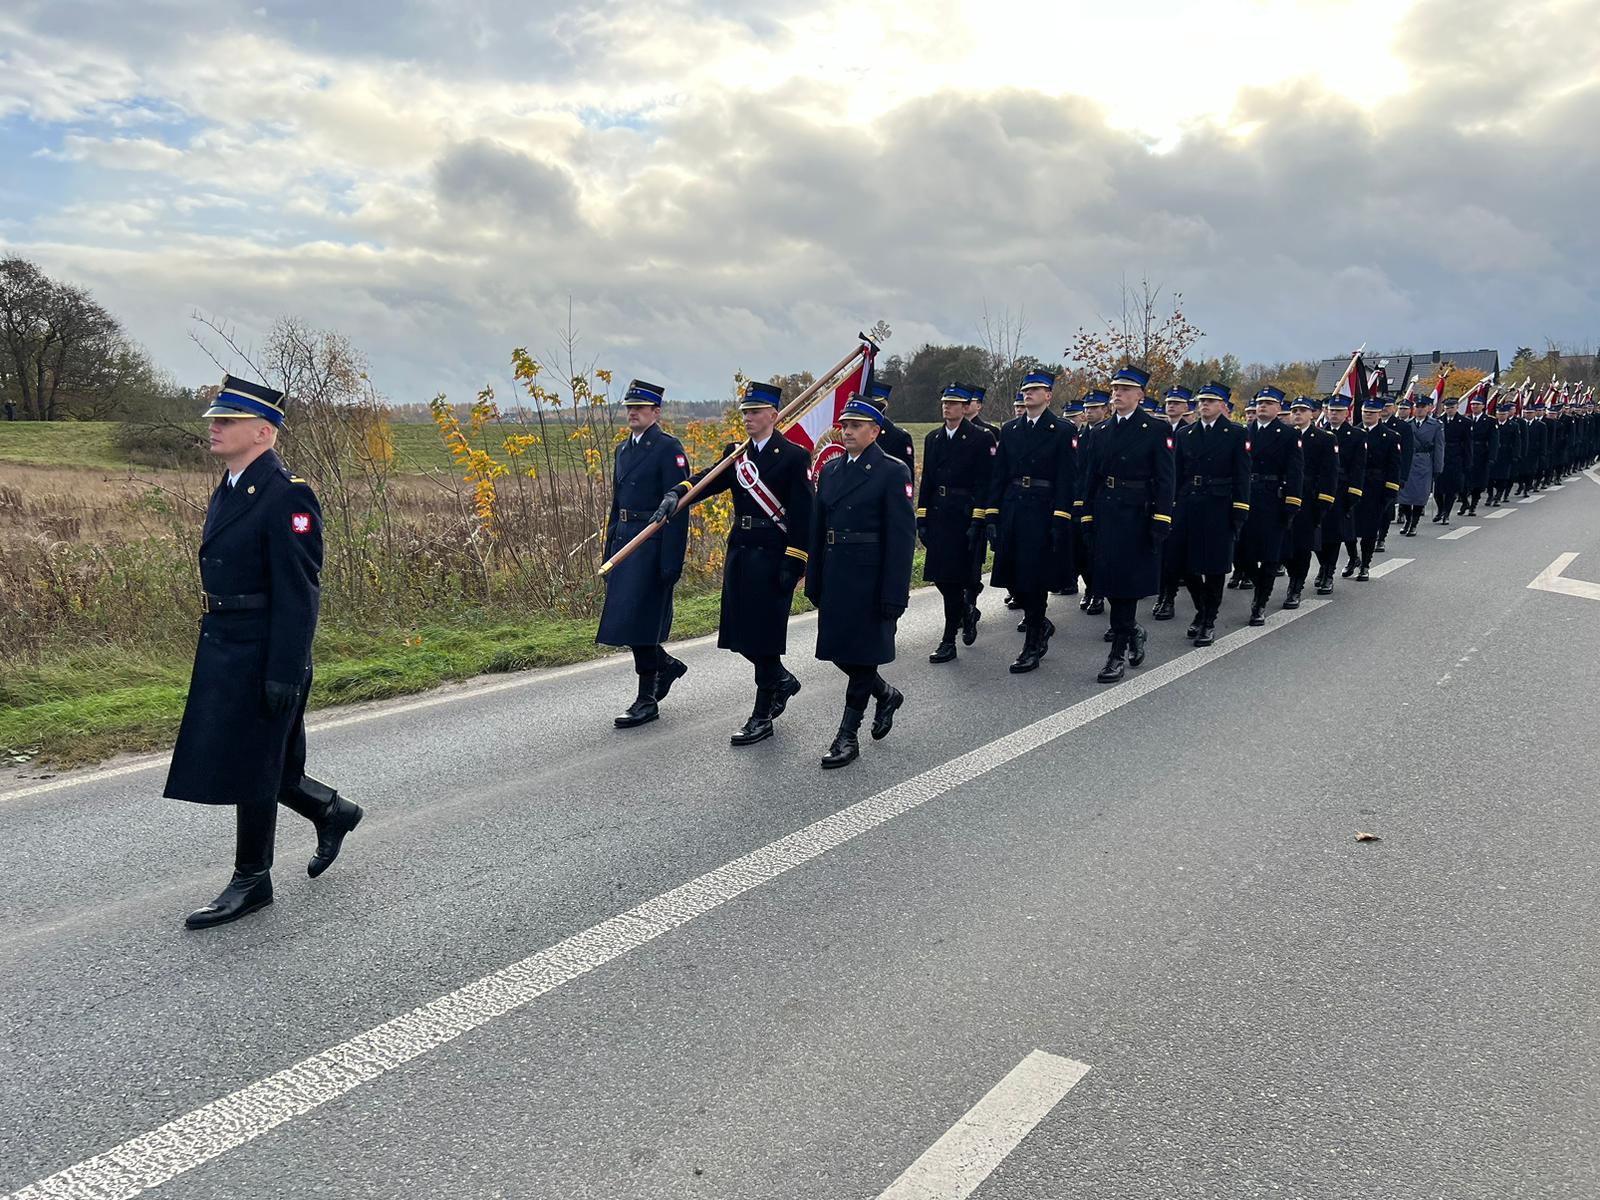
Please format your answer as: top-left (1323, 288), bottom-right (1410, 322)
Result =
top-left (235, 774), bottom-right (338, 875)
top-left (1315, 539), bottom-right (1342, 577)
top-left (1345, 536), bottom-right (1376, 567)
top-left (838, 663), bottom-right (888, 711)
top-left (1185, 574), bottom-right (1226, 619)
top-left (741, 652), bottom-right (785, 688)
top-left (937, 582), bottom-right (966, 633)
top-left (1285, 548), bottom-right (1314, 589)
top-left (1434, 485), bottom-right (1458, 517)
top-left (1012, 589), bottom-right (1048, 628)
top-left (1107, 596), bottom-right (1137, 635)
top-left (631, 645), bottom-right (666, 675)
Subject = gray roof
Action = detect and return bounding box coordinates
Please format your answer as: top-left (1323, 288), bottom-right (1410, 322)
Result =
top-left (1312, 349), bottom-right (1500, 396)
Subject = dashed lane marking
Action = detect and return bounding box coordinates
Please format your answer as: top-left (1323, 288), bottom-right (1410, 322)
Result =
top-left (1438, 525), bottom-right (1479, 540)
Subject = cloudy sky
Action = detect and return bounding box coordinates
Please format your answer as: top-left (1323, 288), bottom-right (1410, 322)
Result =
top-left (2, 0), bottom-right (1596, 404)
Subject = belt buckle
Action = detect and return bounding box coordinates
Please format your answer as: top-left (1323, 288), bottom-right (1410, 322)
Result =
top-left (199, 589), bottom-right (212, 615)
top-left (937, 485), bottom-right (947, 496)
top-left (1192, 475), bottom-right (1204, 487)
top-left (1020, 476), bottom-right (1032, 488)
top-left (827, 530), bottom-right (836, 544)
top-left (739, 515), bottom-right (752, 529)
top-left (1105, 475), bottom-right (1117, 488)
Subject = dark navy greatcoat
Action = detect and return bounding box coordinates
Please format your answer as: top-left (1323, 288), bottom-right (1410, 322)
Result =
top-left (1519, 417), bottom-right (1545, 478)
top-left (678, 436), bottom-right (813, 657)
top-left (918, 419), bottom-right (994, 585)
top-left (1324, 422), bottom-right (1367, 544)
top-left (1436, 411), bottom-right (1473, 493)
top-left (985, 409), bottom-right (1076, 593)
top-left (596, 424), bottom-right (690, 648)
top-left (1355, 421), bottom-right (1403, 537)
top-left (1289, 421), bottom-right (1338, 558)
top-left (1238, 418), bottom-right (1305, 564)
top-left (1172, 416), bottom-right (1250, 577)
top-left (1387, 414), bottom-right (1416, 492)
top-left (1398, 416), bottom-right (1444, 506)
top-left (164, 449), bottom-right (322, 807)
top-left (879, 417), bottom-right (916, 477)
top-left (806, 440), bottom-right (915, 666)
top-left (1081, 408), bottom-right (1176, 599)
top-left (1490, 417), bottom-right (1522, 482)
top-left (1467, 413), bottom-right (1498, 491)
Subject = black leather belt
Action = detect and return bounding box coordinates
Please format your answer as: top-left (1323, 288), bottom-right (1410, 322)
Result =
top-left (1011, 477), bottom-right (1052, 489)
top-left (618, 509), bottom-right (650, 522)
top-left (736, 515), bottom-right (778, 530)
top-left (1251, 473), bottom-right (1283, 483)
top-left (826, 530), bottom-right (879, 544)
top-left (1103, 476), bottom-right (1150, 491)
top-left (201, 591), bottom-right (268, 614)
top-left (935, 485), bottom-right (973, 496)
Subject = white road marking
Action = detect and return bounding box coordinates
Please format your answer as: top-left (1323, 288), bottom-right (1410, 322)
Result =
top-left (1519, 494), bottom-right (1545, 504)
top-left (875, 1050), bottom-right (1091, 1200)
top-left (1438, 525), bottom-right (1479, 540)
top-left (1527, 552), bottom-right (1600, 603)
top-left (1586, 467), bottom-right (1600, 487)
top-left (1368, 557), bottom-right (1414, 579)
top-left (0, 584), bottom-right (1371, 1200)
top-left (1485, 508), bottom-right (1516, 519)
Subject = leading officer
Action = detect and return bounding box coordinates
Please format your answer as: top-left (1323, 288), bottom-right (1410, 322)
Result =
top-left (165, 377), bottom-right (363, 930)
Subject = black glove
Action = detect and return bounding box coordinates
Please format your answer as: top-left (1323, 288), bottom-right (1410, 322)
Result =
top-left (985, 521), bottom-right (999, 550)
top-left (916, 518), bottom-right (928, 548)
top-left (1282, 501), bottom-right (1297, 526)
top-left (1231, 512), bottom-right (1248, 538)
top-left (1151, 519), bottom-right (1171, 543)
top-left (878, 602), bottom-right (906, 622)
top-left (966, 522), bottom-right (982, 552)
top-left (263, 680), bottom-right (301, 716)
top-left (650, 491), bottom-right (680, 523)
top-left (1052, 523), bottom-right (1071, 556)
top-left (778, 559), bottom-right (804, 590)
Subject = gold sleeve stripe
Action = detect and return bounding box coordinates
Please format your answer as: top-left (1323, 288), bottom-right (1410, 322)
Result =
top-left (1152, 512), bottom-right (1172, 524)
top-left (984, 507), bottom-right (999, 516)
top-left (1317, 493), bottom-right (1335, 503)
top-left (1232, 501), bottom-right (1251, 511)
top-left (1348, 487), bottom-right (1363, 497)
top-left (1284, 495), bottom-right (1303, 507)
top-left (1385, 481), bottom-right (1400, 491)
top-left (915, 508), bottom-right (927, 517)
top-left (971, 508), bottom-right (987, 519)
top-left (1079, 515), bottom-right (1094, 524)
top-left (1053, 510), bottom-right (1072, 520)
top-left (784, 546), bottom-right (808, 562)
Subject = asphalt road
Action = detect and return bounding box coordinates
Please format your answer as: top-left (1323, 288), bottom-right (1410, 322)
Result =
top-left (3, 476), bottom-right (1598, 1199)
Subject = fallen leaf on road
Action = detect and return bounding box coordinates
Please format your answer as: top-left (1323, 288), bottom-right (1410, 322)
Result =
top-left (1355, 831), bottom-right (1381, 842)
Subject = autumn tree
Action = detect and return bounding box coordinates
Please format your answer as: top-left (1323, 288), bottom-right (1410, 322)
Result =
top-left (1066, 275), bottom-right (1203, 397)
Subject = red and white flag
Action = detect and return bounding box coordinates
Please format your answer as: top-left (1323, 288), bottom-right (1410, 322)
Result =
top-left (786, 339), bottom-right (877, 476)
top-left (1456, 372), bottom-right (1492, 416)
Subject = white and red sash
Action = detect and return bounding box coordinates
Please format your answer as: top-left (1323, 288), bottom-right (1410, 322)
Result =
top-left (735, 453), bottom-right (787, 531)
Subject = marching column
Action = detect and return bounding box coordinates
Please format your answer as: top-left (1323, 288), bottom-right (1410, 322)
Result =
top-left (963, 386), bottom-right (1002, 617)
top-left (1464, 393), bottom-right (1497, 514)
top-left (1073, 390), bottom-right (1110, 615)
top-left (806, 396), bottom-right (915, 769)
top-left (657, 380), bottom-right (814, 745)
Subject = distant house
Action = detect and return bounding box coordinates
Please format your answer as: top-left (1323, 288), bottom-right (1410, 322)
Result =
top-left (1311, 349), bottom-right (1501, 396)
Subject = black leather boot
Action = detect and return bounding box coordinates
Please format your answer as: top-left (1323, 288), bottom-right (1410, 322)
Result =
top-left (654, 656), bottom-right (688, 701)
top-left (1186, 612), bottom-right (1204, 638)
top-left (1151, 595), bottom-right (1175, 621)
top-left (1357, 562), bottom-right (1371, 582)
top-left (1282, 584), bottom-right (1302, 610)
top-left (871, 684), bottom-right (904, 740)
top-left (769, 671), bottom-right (802, 719)
top-left (1315, 569), bottom-right (1334, 596)
top-left (1085, 596), bottom-right (1105, 616)
top-left (1127, 624), bottom-right (1148, 667)
top-left (280, 778), bottom-right (363, 879)
top-left (186, 803), bottom-right (275, 929)
top-left (1097, 633), bottom-right (1127, 683)
top-left (929, 619), bottom-right (958, 663)
top-left (821, 707), bottom-right (864, 769)
top-left (1009, 624), bottom-right (1042, 674)
top-left (1037, 617), bottom-right (1056, 657)
top-left (1193, 618), bottom-right (1216, 647)
top-left (614, 673), bottom-right (659, 728)
top-left (731, 688), bottom-right (777, 746)
top-left (961, 604), bottom-right (981, 646)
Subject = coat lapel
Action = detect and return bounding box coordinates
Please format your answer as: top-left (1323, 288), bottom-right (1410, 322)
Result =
top-left (201, 450), bottom-right (279, 550)
top-left (828, 442), bottom-right (881, 505)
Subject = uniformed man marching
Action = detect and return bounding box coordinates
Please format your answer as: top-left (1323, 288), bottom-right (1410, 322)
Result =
top-left (165, 376), bottom-right (363, 930)
top-left (966, 385), bottom-right (1001, 442)
top-left (806, 395), bottom-right (916, 769)
top-left (1080, 365), bottom-right (1175, 682)
top-left (655, 380), bottom-right (813, 745)
top-left (1462, 394), bottom-right (1498, 516)
top-left (1348, 393), bottom-right (1403, 580)
top-left (963, 384), bottom-right (1002, 620)
top-left (918, 384), bottom-right (995, 662)
top-left (1236, 386), bottom-right (1304, 625)
top-left (1487, 395), bottom-right (1523, 507)
top-left (984, 371), bottom-right (1076, 674)
top-left (1171, 382), bottom-right (1249, 646)
top-left (1434, 400), bottom-right (1473, 525)
top-left (1073, 390), bottom-right (1111, 615)
top-left (1314, 393), bottom-right (1366, 594)
top-left (1284, 395), bottom-right (1337, 609)
top-left (597, 380), bottom-right (692, 728)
